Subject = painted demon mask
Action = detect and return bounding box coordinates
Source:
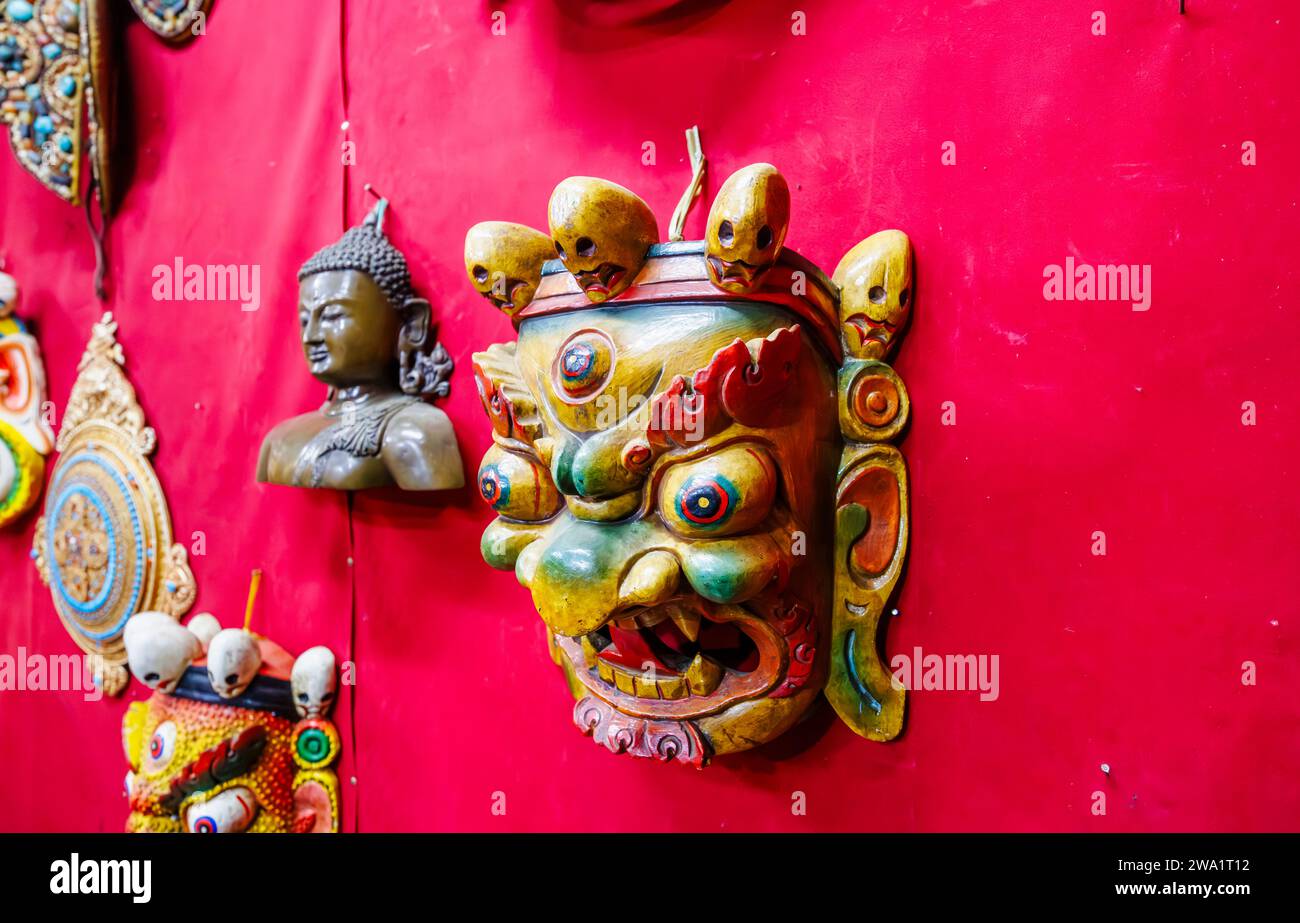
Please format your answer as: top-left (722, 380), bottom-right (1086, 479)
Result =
top-left (0, 268), bottom-right (54, 528)
top-left (468, 165), bottom-right (914, 765)
top-left (121, 613), bottom-right (341, 832)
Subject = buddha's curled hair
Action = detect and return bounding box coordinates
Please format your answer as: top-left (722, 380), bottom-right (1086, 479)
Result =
top-left (298, 199), bottom-right (414, 310)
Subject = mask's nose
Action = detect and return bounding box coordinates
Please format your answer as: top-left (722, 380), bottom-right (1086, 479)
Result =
top-left (551, 429), bottom-right (647, 501)
top-left (520, 520), bottom-right (680, 637)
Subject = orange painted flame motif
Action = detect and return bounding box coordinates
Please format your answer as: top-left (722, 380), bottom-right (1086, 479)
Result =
top-left (648, 325), bottom-right (803, 450)
top-left (474, 362), bottom-right (523, 442)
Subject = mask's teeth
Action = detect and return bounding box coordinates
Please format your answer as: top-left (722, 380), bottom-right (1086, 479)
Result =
top-left (634, 608), bottom-right (669, 629)
top-left (685, 654), bottom-right (723, 696)
top-left (669, 609), bottom-right (701, 642)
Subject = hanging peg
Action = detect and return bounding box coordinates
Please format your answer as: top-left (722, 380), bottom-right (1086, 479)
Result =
top-left (668, 126), bottom-right (707, 242)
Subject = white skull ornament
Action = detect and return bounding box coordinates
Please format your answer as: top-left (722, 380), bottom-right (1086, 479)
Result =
top-left (206, 629), bottom-right (263, 699)
top-left (123, 612), bottom-right (203, 693)
top-left (185, 612), bottom-right (222, 651)
top-left (291, 646), bottom-right (338, 718)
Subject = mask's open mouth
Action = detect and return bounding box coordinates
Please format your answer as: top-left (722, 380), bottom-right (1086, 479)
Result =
top-left (489, 278), bottom-right (527, 310)
top-left (556, 600), bottom-right (784, 720)
top-left (707, 255), bottom-right (771, 289)
top-left (846, 314), bottom-right (895, 347)
top-left (574, 263), bottom-right (626, 299)
top-left (585, 603), bottom-right (759, 700)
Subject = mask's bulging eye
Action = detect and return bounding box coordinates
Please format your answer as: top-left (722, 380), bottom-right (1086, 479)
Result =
top-left (146, 720), bottom-right (177, 771)
top-left (576, 236), bottom-right (596, 258)
top-left (478, 445), bottom-right (562, 522)
top-left (718, 220), bottom-right (735, 247)
top-left (756, 225), bottom-right (774, 251)
top-left (899, 288), bottom-right (910, 308)
top-left (479, 464), bottom-right (510, 510)
top-left (185, 786), bottom-right (257, 834)
top-left (472, 265), bottom-right (488, 284)
top-left (555, 240), bottom-right (567, 260)
top-left (869, 285), bottom-right (887, 304)
top-left (678, 476), bottom-right (736, 528)
top-left (660, 444), bottom-right (778, 538)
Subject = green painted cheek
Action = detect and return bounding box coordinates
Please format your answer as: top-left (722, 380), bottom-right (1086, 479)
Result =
top-left (481, 519), bottom-right (544, 571)
top-left (679, 537), bottom-right (781, 604)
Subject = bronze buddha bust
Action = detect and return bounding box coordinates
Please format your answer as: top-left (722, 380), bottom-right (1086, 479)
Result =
top-left (257, 201), bottom-right (464, 491)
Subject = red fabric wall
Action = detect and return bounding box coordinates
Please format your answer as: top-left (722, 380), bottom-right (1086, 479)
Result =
top-left (1, 0), bottom-right (1296, 831)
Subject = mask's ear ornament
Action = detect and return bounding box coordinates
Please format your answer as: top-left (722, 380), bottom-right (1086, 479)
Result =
top-left (834, 229), bottom-right (914, 361)
top-left (0, 1), bottom-right (211, 299)
top-left (825, 230), bottom-right (914, 741)
top-left (705, 163), bottom-right (791, 294)
top-left (464, 222), bottom-right (554, 316)
top-left (548, 177), bottom-right (658, 303)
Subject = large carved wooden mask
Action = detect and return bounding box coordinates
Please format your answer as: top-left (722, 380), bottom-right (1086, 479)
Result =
top-left (467, 167), bottom-right (914, 765)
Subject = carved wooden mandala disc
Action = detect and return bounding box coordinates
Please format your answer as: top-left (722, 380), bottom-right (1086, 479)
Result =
top-left (32, 312), bottom-right (194, 696)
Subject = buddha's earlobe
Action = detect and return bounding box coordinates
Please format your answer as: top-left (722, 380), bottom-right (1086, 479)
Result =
top-left (399, 296), bottom-right (433, 349)
top-left (398, 297), bottom-right (453, 398)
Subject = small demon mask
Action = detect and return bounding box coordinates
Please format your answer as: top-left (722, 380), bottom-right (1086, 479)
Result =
top-left (464, 221), bottom-right (555, 316)
top-left (468, 169), bottom-right (915, 765)
top-left (0, 268), bottom-right (54, 528)
top-left (122, 617), bottom-right (342, 832)
top-left (705, 163), bottom-right (791, 294)
top-left (834, 229), bottom-right (914, 360)
top-left (548, 176), bottom-right (658, 303)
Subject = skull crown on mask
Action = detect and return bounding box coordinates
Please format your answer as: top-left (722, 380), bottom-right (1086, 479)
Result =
top-left (705, 163), bottom-right (792, 294)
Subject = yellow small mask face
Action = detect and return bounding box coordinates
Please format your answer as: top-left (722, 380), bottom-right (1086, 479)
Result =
top-left (705, 163), bottom-right (791, 294)
top-left (833, 229), bottom-right (914, 360)
top-left (122, 695), bottom-right (297, 834)
top-left (548, 177), bottom-right (658, 303)
top-left (464, 221), bottom-right (555, 316)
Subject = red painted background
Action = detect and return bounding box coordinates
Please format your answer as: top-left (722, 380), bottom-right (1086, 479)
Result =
top-left (1, 0), bottom-right (1296, 832)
